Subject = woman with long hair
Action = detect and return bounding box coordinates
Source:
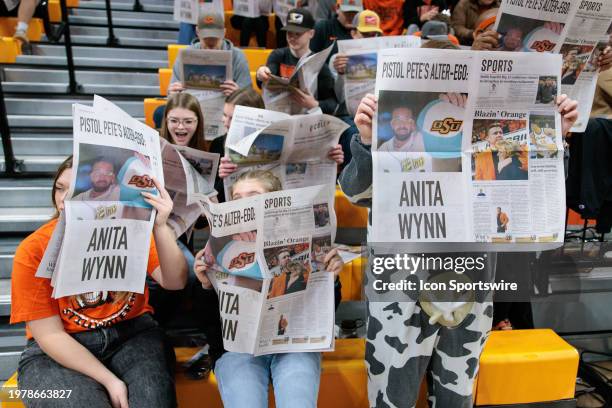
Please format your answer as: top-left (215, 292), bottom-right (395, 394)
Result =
top-left (11, 156), bottom-right (187, 407)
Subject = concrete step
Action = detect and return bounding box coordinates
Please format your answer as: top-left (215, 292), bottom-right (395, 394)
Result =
top-left (68, 9), bottom-right (179, 29)
top-left (0, 238), bottom-right (22, 279)
top-left (15, 44), bottom-right (167, 69)
top-left (68, 25), bottom-right (177, 40)
top-left (80, 0), bottom-right (176, 6)
top-left (0, 133), bottom-right (72, 155)
top-left (0, 155), bottom-right (68, 173)
top-left (2, 68), bottom-right (160, 96)
top-left (0, 347), bottom-right (22, 380)
top-left (0, 279), bottom-right (10, 317)
top-left (51, 34), bottom-right (175, 48)
top-left (0, 179), bottom-right (53, 208)
top-left (0, 207), bottom-right (54, 233)
top-left (6, 97), bottom-right (144, 117)
top-left (78, 0), bottom-right (173, 12)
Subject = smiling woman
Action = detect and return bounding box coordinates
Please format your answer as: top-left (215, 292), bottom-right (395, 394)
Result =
top-left (160, 92), bottom-right (206, 151)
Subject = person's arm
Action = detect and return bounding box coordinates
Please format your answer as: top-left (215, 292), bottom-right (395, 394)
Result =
top-left (28, 316), bottom-right (129, 408)
top-left (256, 48), bottom-right (283, 89)
top-left (232, 49), bottom-right (253, 88)
top-left (168, 57), bottom-right (185, 94)
top-left (143, 179), bottom-right (188, 290)
top-left (450, 0), bottom-right (474, 45)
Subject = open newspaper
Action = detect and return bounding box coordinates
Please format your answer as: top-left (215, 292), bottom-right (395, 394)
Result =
top-left (160, 138), bottom-right (219, 238)
top-left (233, 0), bottom-right (272, 17)
top-left (223, 106), bottom-right (349, 200)
top-left (372, 48), bottom-right (565, 252)
top-left (494, 0), bottom-right (612, 131)
top-left (337, 35), bottom-right (422, 116)
top-left (173, 0), bottom-right (223, 25)
top-left (177, 48), bottom-right (231, 140)
top-left (263, 44), bottom-right (334, 114)
top-left (200, 185), bottom-right (336, 355)
top-left (36, 96), bottom-right (164, 298)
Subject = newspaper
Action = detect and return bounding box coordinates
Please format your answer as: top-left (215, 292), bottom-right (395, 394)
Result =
top-left (273, 0), bottom-right (299, 26)
top-left (263, 44), bottom-right (334, 114)
top-left (177, 48), bottom-right (231, 140)
top-left (337, 36), bottom-right (422, 116)
top-left (494, 0), bottom-right (612, 131)
top-left (223, 107), bottom-right (348, 200)
top-left (233, 0), bottom-right (272, 17)
top-left (2, 0), bottom-right (19, 11)
top-left (173, 0), bottom-right (223, 24)
top-left (37, 96), bottom-right (164, 298)
top-left (372, 48), bottom-right (565, 252)
top-left (201, 185), bottom-right (335, 355)
top-left (160, 138), bottom-right (219, 237)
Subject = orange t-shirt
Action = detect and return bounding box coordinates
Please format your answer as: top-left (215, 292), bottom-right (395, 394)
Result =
top-left (363, 0), bottom-right (405, 36)
top-left (10, 218), bottom-right (160, 338)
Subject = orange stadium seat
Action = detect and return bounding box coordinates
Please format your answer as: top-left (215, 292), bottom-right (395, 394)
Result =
top-left (475, 329), bottom-right (578, 406)
top-left (334, 187), bottom-right (368, 229)
top-left (0, 37), bottom-right (20, 63)
top-left (243, 48), bottom-right (272, 72)
top-left (158, 68), bottom-right (172, 97)
top-left (339, 256), bottom-right (364, 301)
top-left (144, 98), bottom-right (167, 128)
top-left (167, 44), bottom-right (187, 68)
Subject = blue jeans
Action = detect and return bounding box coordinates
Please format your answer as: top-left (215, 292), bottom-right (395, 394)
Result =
top-left (17, 313), bottom-right (176, 408)
top-left (178, 22), bottom-right (196, 45)
top-left (214, 351), bottom-right (321, 408)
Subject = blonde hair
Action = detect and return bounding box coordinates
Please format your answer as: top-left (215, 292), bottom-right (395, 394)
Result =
top-left (495, 139), bottom-right (522, 158)
top-left (230, 170), bottom-right (282, 198)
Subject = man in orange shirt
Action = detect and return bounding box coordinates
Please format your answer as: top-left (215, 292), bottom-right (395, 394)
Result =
top-left (474, 123), bottom-right (504, 181)
top-left (496, 207), bottom-right (509, 232)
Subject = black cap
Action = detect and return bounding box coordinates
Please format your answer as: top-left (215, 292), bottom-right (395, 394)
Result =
top-left (282, 8), bottom-right (315, 33)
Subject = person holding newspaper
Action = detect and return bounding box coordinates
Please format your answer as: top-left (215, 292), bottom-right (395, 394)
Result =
top-left (450, 0), bottom-right (500, 46)
top-left (168, 9), bottom-right (252, 96)
top-left (193, 169), bottom-right (343, 408)
top-left (255, 8), bottom-right (338, 114)
top-left (338, 39), bottom-right (579, 406)
top-left (309, 0), bottom-right (363, 57)
top-left (10, 157), bottom-right (188, 408)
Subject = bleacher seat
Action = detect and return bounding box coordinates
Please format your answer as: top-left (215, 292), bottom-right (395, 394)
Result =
top-left (0, 18), bottom-right (44, 41)
top-left (335, 187), bottom-right (368, 229)
top-left (144, 98), bottom-right (167, 128)
top-left (339, 256), bottom-right (364, 301)
top-left (158, 68), bottom-right (172, 96)
top-left (242, 48), bottom-right (272, 72)
top-left (475, 329), bottom-right (578, 406)
top-left (167, 43), bottom-right (187, 68)
top-left (0, 37), bottom-right (19, 63)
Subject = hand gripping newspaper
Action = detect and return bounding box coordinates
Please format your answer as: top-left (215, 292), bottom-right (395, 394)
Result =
top-left (223, 106), bottom-right (348, 200)
top-left (173, 0), bottom-right (223, 25)
top-left (263, 44), bottom-right (335, 114)
top-left (372, 48), bottom-right (565, 252)
top-left (199, 184), bottom-right (336, 355)
top-left (337, 35), bottom-right (422, 116)
top-left (36, 96), bottom-right (164, 298)
top-left (176, 48), bottom-right (230, 140)
top-left (160, 138), bottom-right (219, 238)
top-left (493, 0), bottom-right (612, 131)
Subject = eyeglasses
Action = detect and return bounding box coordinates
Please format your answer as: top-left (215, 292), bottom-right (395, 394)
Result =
top-left (91, 170), bottom-right (114, 177)
top-left (167, 117), bottom-right (198, 127)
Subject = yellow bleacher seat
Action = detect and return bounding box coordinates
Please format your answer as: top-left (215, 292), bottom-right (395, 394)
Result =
top-left (339, 256), bottom-right (364, 301)
top-left (167, 44), bottom-right (187, 68)
top-left (334, 186), bottom-right (368, 229)
top-left (242, 48), bottom-right (272, 72)
top-left (158, 68), bottom-right (172, 97)
top-left (0, 37), bottom-right (20, 63)
top-left (250, 71), bottom-right (261, 94)
top-left (1, 372), bottom-right (20, 408)
top-left (48, 0), bottom-right (62, 23)
top-left (223, 11), bottom-right (277, 48)
top-left (0, 18), bottom-right (43, 41)
top-left (144, 98), bottom-right (167, 128)
top-left (475, 329), bottom-right (579, 406)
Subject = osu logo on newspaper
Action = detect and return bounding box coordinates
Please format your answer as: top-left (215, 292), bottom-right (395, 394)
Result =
top-left (128, 174), bottom-right (155, 189)
top-left (430, 117), bottom-right (463, 135)
top-left (530, 40), bottom-right (556, 53)
top-left (229, 252), bottom-right (256, 269)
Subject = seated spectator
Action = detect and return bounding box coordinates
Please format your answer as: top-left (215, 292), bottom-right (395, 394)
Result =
top-left (168, 8), bottom-right (252, 96)
top-left (310, 0), bottom-right (363, 56)
top-left (404, 0), bottom-right (448, 33)
top-left (412, 15), bottom-right (460, 45)
top-left (232, 1), bottom-right (271, 48)
top-left (363, 0), bottom-right (405, 36)
top-left (450, 0), bottom-right (500, 46)
top-left (256, 8), bottom-right (338, 114)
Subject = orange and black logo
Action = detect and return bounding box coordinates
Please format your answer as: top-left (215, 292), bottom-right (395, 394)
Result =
top-left (430, 117), bottom-right (463, 134)
top-left (128, 174), bottom-right (155, 189)
top-left (229, 252), bottom-right (255, 269)
top-left (204, 15), bottom-right (214, 24)
top-left (530, 40), bottom-right (555, 52)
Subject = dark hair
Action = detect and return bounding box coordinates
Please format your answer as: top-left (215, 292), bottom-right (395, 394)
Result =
top-left (51, 155), bottom-right (73, 218)
top-left (225, 87), bottom-right (265, 109)
top-left (161, 93), bottom-right (206, 151)
top-left (420, 39), bottom-right (460, 50)
top-left (91, 156), bottom-right (116, 174)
